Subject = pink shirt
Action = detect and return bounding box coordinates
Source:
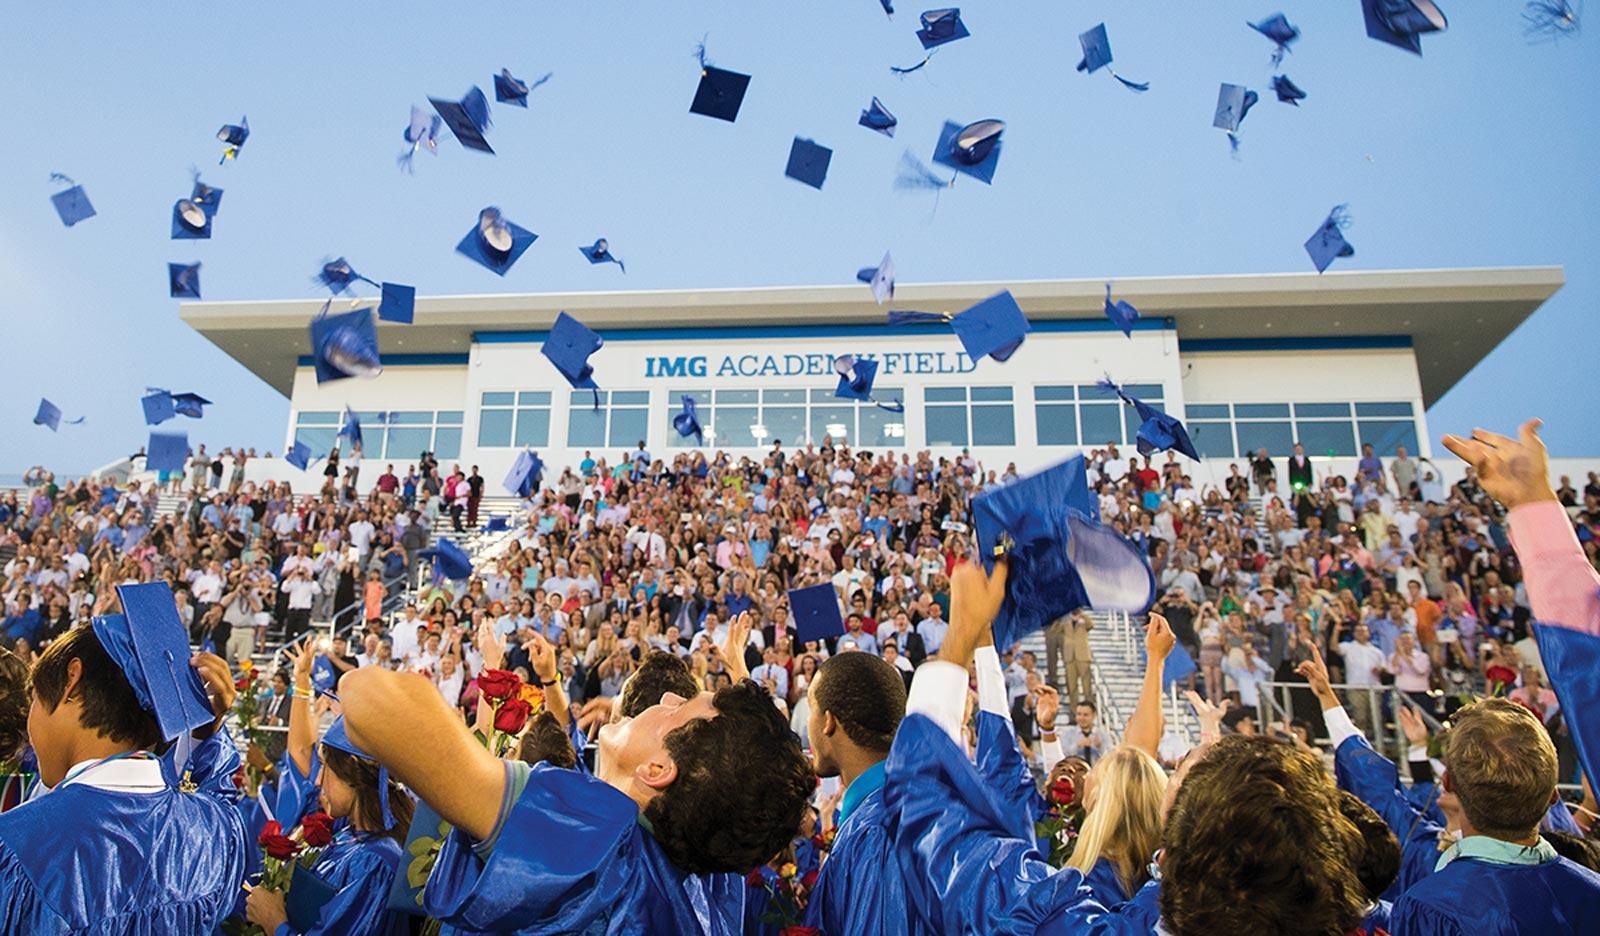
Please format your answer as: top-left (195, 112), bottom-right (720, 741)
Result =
top-left (1507, 500), bottom-right (1600, 636)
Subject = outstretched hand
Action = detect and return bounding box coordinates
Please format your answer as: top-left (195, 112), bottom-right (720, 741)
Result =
top-left (1441, 418), bottom-right (1556, 509)
top-left (190, 651), bottom-right (236, 722)
top-left (1295, 644), bottom-right (1338, 709)
top-left (477, 618), bottom-right (504, 671)
top-left (1145, 612), bottom-right (1175, 661)
top-left (943, 559), bottom-right (1008, 668)
top-left (722, 612), bottom-right (753, 682)
top-left (1035, 685), bottom-right (1060, 731)
top-left (1397, 704), bottom-right (1429, 747)
top-left (1185, 689), bottom-right (1229, 737)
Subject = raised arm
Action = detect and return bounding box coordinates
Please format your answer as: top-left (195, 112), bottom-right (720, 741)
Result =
top-left (525, 633), bottom-right (570, 729)
top-left (288, 638), bottom-right (318, 778)
top-left (720, 611), bottom-right (753, 683)
top-left (1122, 613), bottom-right (1174, 757)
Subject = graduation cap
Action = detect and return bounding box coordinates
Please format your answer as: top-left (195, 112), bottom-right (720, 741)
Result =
top-left (932, 119), bottom-right (1003, 184)
top-left (216, 116), bottom-right (249, 163)
top-left (1160, 637), bottom-right (1198, 687)
top-left (1213, 83), bottom-right (1259, 154)
top-left (338, 406), bottom-right (363, 448)
top-left (456, 207), bottom-right (537, 276)
top-left (317, 257), bottom-right (378, 295)
top-left (858, 97), bottom-right (897, 137)
top-left (1249, 13), bottom-right (1300, 65)
top-left (580, 238), bottom-right (625, 272)
top-left (428, 86), bottom-right (494, 153)
top-left (147, 432), bottom-right (189, 473)
top-left (309, 304), bottom-right (383, 384)
top-left (1075, 23), bottom-right (1150, 92)
top-left (879, 0), bottom-right (895, 15)
top-left (485, 516), bottom-right (510, 532)
top-left (952, 290), bottom-right (1030, 363)
top-left (833, 355), bottom-right (880, 402)
top-left (33, 398), bottom-right (82, 432)
top-left (785, 137), bottom-right (832, 190)
top-left (49, 174), bottom-right (95, 227)
top-left (1271, 75), bottom-right (1307, 105)
top-left (1103, 284), bottom-right (1140, 337)
top-left (1362, 0), bottom-right (1448, 55)
top-left (321, 716), bottom-right (403, 828)
top-left (788, 583), bottom-right (845, 645)
top-left (494, 68), bottom-right (529, 106)
top-left (1305, 204), bottom-right (1355, 273)
top-left (503, 449), bottom-right (544, 497)
top-left (142, 390), bottom-right (177, 425)
top-left (916, 8), bottom-right (970, 48)
top-left (172, 392), bottom-right (211, 418)
top-left (287, 863), bottom-right (339, 932)
top-left (673, 395), bottom-right (704, 446)
top-left (973, 455), bottom-right (1154, 648)
top-left (399, 106), bottom-right (444, 173)
top-left (856, 251), bottom-right (895, 305)
top-left (418, 538), bottom-right (474, 581)
top-left (541, 312), bottom-right (603, 400)
top-left (690, 42), bottom-right (751, 122)
top-left (168, 262), bottom-right (202, 299)
top-left (286, 440), bottom-right (313, 471)
top-left (378, 282), bottom-right (415, 324)
top-left (1099, 377), bottom-right (1201, 461)
top-left (171, 176), bottom-right (223, 240)
top-left (93, 582), bottom-right (214, 746)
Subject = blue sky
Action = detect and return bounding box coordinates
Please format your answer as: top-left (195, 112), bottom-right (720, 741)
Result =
top-left (3, 2), bottom-right (1596, 473)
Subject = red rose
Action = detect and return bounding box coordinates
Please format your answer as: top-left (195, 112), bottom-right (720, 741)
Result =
top-left (801, 869), bottom-right (818, 890)
top-left (300, 811), bottom-right (335, 848)
top-left (745, 870), bottom-right (766, 888)
top-left (493, 698), bottom-right (532, 734)
top-left (1049, 777), bottom-right (1076, 806)
top-left (258, 820), bottom-right (283, 844)
top-left (477, 668), bottom-right (523, 703)
top-left (258, 819), bottom-right (301, 861)
top-left (235, 675), bottom-right (251, 691)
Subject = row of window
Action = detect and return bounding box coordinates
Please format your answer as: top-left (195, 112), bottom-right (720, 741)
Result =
top-left (1183, 402), bottom-right (1419, 458)
top-left (294, 410), bottom-right (464, 461)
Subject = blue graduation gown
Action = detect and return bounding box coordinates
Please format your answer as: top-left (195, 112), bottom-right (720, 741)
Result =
top-left (1389, 853), bottom-right (1600, 935)
top-left (1360, 899), bottom-right (1393, 935)
top-left (0, 733), bottom-right (248, 933)
top-left (1084, 858), bottom-right (1133, 908)
top-left (974, 710), bottom-right (1049, 844)
top-left (423, 763), bottom-right (746, 934)
top-left (277, 830), bottom-right (406, 936)
top-left (1333, 735), bottom-right (1447, 899)
top-left (802, 768), bottom-right (915, 935)
top-left (741, 865), bottom-right (781, 936)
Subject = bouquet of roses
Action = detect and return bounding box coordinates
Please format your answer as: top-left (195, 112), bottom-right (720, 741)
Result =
top-left (1034, 775), bottom-right (1083, 867)
top-left (473, 668), bottom-right (544, 756)
top-left (749, 860), bottom-right (819, 931)
top-left (239, 811), bottom-right (335, 935)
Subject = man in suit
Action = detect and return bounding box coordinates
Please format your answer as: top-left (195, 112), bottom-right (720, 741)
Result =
top-left (1047, 610), bottom-right (1093, 706)
top-left (1287, 442), bottom-right (1316, 526)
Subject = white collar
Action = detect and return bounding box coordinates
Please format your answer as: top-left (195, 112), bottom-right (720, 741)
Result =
top-left (57, 753), bottom-right (167, 794)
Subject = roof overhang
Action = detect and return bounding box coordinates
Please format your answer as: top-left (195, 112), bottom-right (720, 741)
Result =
top-left (179, 266), bottom-right (1563, 405)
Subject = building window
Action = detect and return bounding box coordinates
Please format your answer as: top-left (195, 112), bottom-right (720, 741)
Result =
top-left (1033, 383), bottom-right (1164, 448)
top-left (478, 391), bottom-right (552, 449)
top-left (1356, 402), bottom-right (1419, 455)
top-left (926, 386), bottom-right (1015, 447)
top-left (293, 410), bottom-right (461, 463)
top-left (664, 387), bottom-right (904, 448)
top-left (1183, 401), bottom-right (1418, 459)
top-left (569, 390), bottom-right (651, 449)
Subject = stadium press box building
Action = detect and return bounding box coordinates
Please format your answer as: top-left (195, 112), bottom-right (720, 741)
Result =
top-left (181, 267), bottom-right (1562, 488)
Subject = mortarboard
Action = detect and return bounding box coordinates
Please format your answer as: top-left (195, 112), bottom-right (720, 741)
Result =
top-left (286, 440), bottom-right (313, 471)
top-left (287, 864), bottom-right (339, 933)
top-left (485, 516), bottom-right (510, 532)
top-left (1305, 205), bottom-right (1355, 273)
top-left (950, 290), bottom-right (1030, 363)
top-left (1249, 13), bottom-right (1300, 65)
top-left (34, 398), bottom-right (80, 432)
top-left (879, 0), bottom-right (895, 14)
top-left (419, 539), bottom-right (474, 581)
top-left (311, 655), bottom-right (337, 694)
top-left (168, 262), bottom-right (202, 299)
top-left (309, 304), bottom-right (384, 384)
top-left (378, 282), bottom-right (416, 324)
top-left (673, 395), bottom-right (704, 446)
top-left (580, 238), bottom-right (625, 273)
top-left (859, 97), bottom-right (898, 137)
top-left (1158, 635), bottom-right (1198, 687)
top-left (932, 119), bottom-right (1003, 184)
top-left (399, 106), bottom-right (444, 173)
top-left (338, 406), bottom-right (363, 448)
top-left (142, 390), bottom-right (177, 426)
top-left (856, 251), bottom-right (895, 305)
top-left (1075, 23), bottom-right (1150, 92)
top-left (494, 69), bottom-right (530, 106)
top-left (541, 312), bottom-right (603, 402)
top-left (1271, 75), bottom-right (1307, 105)
top-left (1103, 284), bottom-right (1140, 337)
top-left (973, 455), bottom-right (1154, 648)
top-left (429, 86), bottom-right (494, 154)
top-left (1099, 377), bottom-right (1201, 461)
top-left (833, 355), bottom-right (880, 402)
top-left (690, 43), bottom-right (751, 123)
top-left (785, 137), bottom-right (832, 190)
top-left (456, 207), bottom-right (537, 276)
top-left (50, 174), bottom-right (95, 227)
top-left (1214, 83), bottom-right (1259, 154)
top-left (217, 116), bottom-right (249, 164)
top-left (503, 449), bottom-right (544, 497)
top-left (171, 177), bottom-right (223, 240)
top-left (147, 432), bottom-right (189, 473)
top-left (321, 716), bottom-right (403, 828)
top-left (788, 583), bottom-right (846, 645)
top-left (172, 392), bottom-right (211, 418)
top-left (916, 8), bottom-right (970, 48)
top-left (94, 582), bottom-right (215, 745)
top-left (1362, 0), bottom-right (1448, 55)
top-left (317, 257), bottom-right (378, 295)
top-left (1523, 1), bottom-right (1582, 40)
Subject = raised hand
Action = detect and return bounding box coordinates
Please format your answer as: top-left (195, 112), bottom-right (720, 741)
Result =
top-left (1035, 685), bottom-right (1060, 731)
top-left (524, 632), bottom-right (557, 684)
top-left (1294, 644), bottom-right (1338, 709)
top-left (1145, 612), bottom-right (1176, 660)
top-left (721, 611), bottom-right (753, 682)
top-left (190, 651), bottom-right (236, 722)
top-left (1397, 704), bottom-right (1429, 747)
top-left (1441, 418), bottom-right (1556, 509)
top-left (942, 559), bottom-right (1009, 668)
top-left (1185, 689), bottom-right (1229, 737)
top-left (292, 636), bottom-right (317, 683)
top-left (477, 618), bottom-right (504, 671)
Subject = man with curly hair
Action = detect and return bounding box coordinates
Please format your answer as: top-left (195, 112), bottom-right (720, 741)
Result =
top-left (0, 649), bottom-right (29, 767)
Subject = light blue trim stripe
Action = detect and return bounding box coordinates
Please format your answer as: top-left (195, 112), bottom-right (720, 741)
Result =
top-left (473, 317), bottom-right (1173, 344)
top-left (296, 353), bottom-right (470, 367)
top-left (1179, 336), bottom-right (1412, 353)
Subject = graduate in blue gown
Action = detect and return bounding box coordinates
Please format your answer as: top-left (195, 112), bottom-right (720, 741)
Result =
top-left (0, 584), bottom-right (248, 933)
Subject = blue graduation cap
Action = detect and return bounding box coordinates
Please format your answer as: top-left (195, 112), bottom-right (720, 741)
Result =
top-left (217, 116), bottom-right (249, 163)
top-left (503, 449), bottom-right (544, 497)
top-left (973, 455), bottom-right (1154, 648)
top-left (788, 583), bottom-right (845, 645)
top-left (50, 174), bottom-right (95, 227)
top-left (916, 8), bottom-right (970, 48)
top-left (673, 395), bottom-right (704, 446)
top-left (1362, 0), bottom-right (1448, 55)
top-left (859, 97), bottom-right (897, 137)
top-left (286, 440), bottom-right (313, 471)
top-left (93, 582), bottom-right (215, 744)
top-left (378, 282), bottom-right (416, 324)
top-left (540, 312), bottom-right (602, 395)
top-left (1249, 13), bottom-right (1300, 65)
top-left (456, 207), bottom-right (537, 276)
top-left (1075, 23), bottom-right (1150, 91)
top-left (171, 177), bottom-right (223, 239)
top-left (580, 238), bottom-right (625, 272)
top-left (142, 390), bottom-right (177, 426)
top-left (856, 251), bottom-right (895, 305)
top-left (309, 304), bottom-right (383, 384)
top-left (34, 398), bottom-right (80, 432)
top-left (484, 516), bottom-right (510, 532)
top-left (1103, 284), bottom-right (1140, 338)
top-left (147, 432), bottom-right (189, 473)
top-left (287, 863), bottom-right (339, 932)
top-left (168, 262), bottom-right (202, 299)
top-left (932, 119), bottom-right (1003, 184)
top-left (494, 68), bottom-right (529, 106)
top-left (399, 106), bottom-right (444, 173)
top-left (429, 86), bottom-right (494, 153)
top-left (833, 355), bottom-right (879, 402)
top-left (950, 290), bottom-right (1030, 363)
top-left (172, 393), bottom-right (211, 418)
top-left (690, 43), bottom-right (751, 123)
top-left (311, 655), bottom-right (337, 694)
top-left (1213, 83), bottom-right (1258, 134)
top-left (317, 257), bottom-right (378, 295)
top-left (419, 538), bottom-right (474, 581)
top-left (338, 406), bottom-right (362, 448)
top-left (1161, 640), bottom-right (1198, 688)
top-left (785, 137), bottom-right (832, 190)
top-left (1305, 205), bottom-right (1355, 273)
top-left (321, 716), bottom-right (403, 829)
top-left (1100, 377), bottom-right (1201, 461)
top-left (1271, 75), bottom-right (1307, 105)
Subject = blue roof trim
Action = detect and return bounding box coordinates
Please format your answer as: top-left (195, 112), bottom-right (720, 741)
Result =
top-left (473, 317), bottom-right (1173, 344)
top-left (1178, 336), bottom-right (1412, 353)
top-left (296, 352), bottom-right (470, 367)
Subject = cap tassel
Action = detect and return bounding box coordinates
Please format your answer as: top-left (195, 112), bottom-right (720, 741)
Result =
top-left (378, 765), bottom-right (394, 829)
top-left (1109, 71), bottom-right (1150, 92)
top-left (162, 648), bottom-right (199, 787)
top-left (890, 53), bottom-right (932, 75)
top-left (886, 310), bottom-right (950, 326)
top-left (1524, 1), bottom-right (1582, 40)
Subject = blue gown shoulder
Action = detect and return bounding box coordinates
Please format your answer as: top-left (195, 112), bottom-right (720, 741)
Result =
top-left (803, 787), bottom-right (914, 934)
top-left (290, 832), bottom-right (407, 936)
top-left (1389, 854), bottom-right (1600, 935)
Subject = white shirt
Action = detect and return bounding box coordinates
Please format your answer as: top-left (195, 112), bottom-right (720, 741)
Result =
top-left (1338, 640), bottom-right (1388, 687)
top-left (281, 577), bottom-right (321, 610)
top-left (192, 572), bottom-right (224, 604)
top-left (348, 520), bottom-right (376, 556)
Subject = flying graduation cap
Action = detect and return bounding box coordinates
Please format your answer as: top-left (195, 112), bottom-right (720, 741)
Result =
top-left (1523, 1), bottom-right (1582, 40)
top-left (785, 137), bottom-right (833, 189)
top-left (171, 175), bottom-right (223, 240)
top-left (1249, 13), bottom-right (1300, 66)
top-left (831, 355), bottom-right (900, 413)
top-left (1305, 205), bottom-right (1355, 273)
top-left (1103, 284), bottom-right (1141, 337)
top-left (418, 538), bottom-right (474, 581)
top-left (580, 238), bottom-right (625, 272)
top-left (690, 41), bottom-right (751, 123)
top-left (33, 398), bottom-right (83, 432)
top-left (379, 282), bottom-right (415, 324)
top-left (493, 68), bottom-right (551, 106)
top-left (932, 119), bottom-right (1004, 184)
top-left (338, 406), bottom-right (362, 449)
top-left (172, 392), bottom-right (211, 418)
top-left (859, 97), bottom-right (897, 137)
top-left (429, 86), bottom-right (494, 153)
top-left (1271, 75), bottom-right (1307, 105)
top-left (309, 303), bottom-right (383, 384)
top-left (457, 207), bottom-right (537, 276)
top-left (399, 106), bottom-right (444, 173)
top-left (888, 290), bottom-right (1031, 364)
top-left (788, 583), bottom-right (846, 645)
top-left (142, 390), bottom-right (176, 425)
top-left (1213, 83), bottom-right (1259, 154)
top-left (856, 251), bottom-right (895, 305)
top-left (217, 116), bottom-right (249, 164)
top-left (146, 431), bottom-right (190, 474)
top-left (916, 8), bottom-right (969, 47)
top-left (1361, 0), bottom-right (1448, 55)
top-left (1099, 377), bottom-right (1201, 461)
top-left (1075, 23), bottom-right (1150, 92)
top-left (49, 174), bottom-right (95, 227)
top-left (673, 395), bottom-right (704, 446)
top-left (504, 449), bottom-right (544, 497)
top-left (95, 582), bottom-right (216, 746)
top-left (286, 440), bottom-right (314, 471)
top-left (974, 454), bottom-right (1155, 649)
top-left (541, 312), bottom-right (603, 407)
top-left (168, 262), bottom-right (202, 299)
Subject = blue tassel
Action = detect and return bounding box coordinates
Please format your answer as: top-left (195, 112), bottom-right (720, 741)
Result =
top-left (1328, 204), bottom-right (1353, 232)
top-left (1111, 71), bottom-right (1150, 92)
top-left (891, 55), bottom-right (930, 75)
top-left (1524, 1), bottom-right (1582, 40)
top-left (694, 36), bottom-right (712, 70)
top-left (876, 399), bottom-right (905, 414)
top-left (893, 151), bottom-right (955, 191)
top-left (1227, 131), bottom-right (1243, 157)
top-left (886, 310), bottom-right (949, 325)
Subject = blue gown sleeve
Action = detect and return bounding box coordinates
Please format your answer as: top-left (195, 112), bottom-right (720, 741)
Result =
top-left (423, 763), bottom-right (638, 932)
top-left (279, 840), bottom-right (403, 936)
top-left (1333, 735), bottom-right (1445, 895)
top-left (1535, 623), bottom-right (1600, 794)
top-left (180, 725), bottom-right (244, 802)
top-left (567, 718), bottom-right (591, 775)
top-left (1035, 878), bottom-right (1164, 935)
top-left (883, 713), bottom-right (1101, 935)
top-left (274, 745), bottom-right (321, 831)
top-left (975, 710), bottom-right (1048, 842)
